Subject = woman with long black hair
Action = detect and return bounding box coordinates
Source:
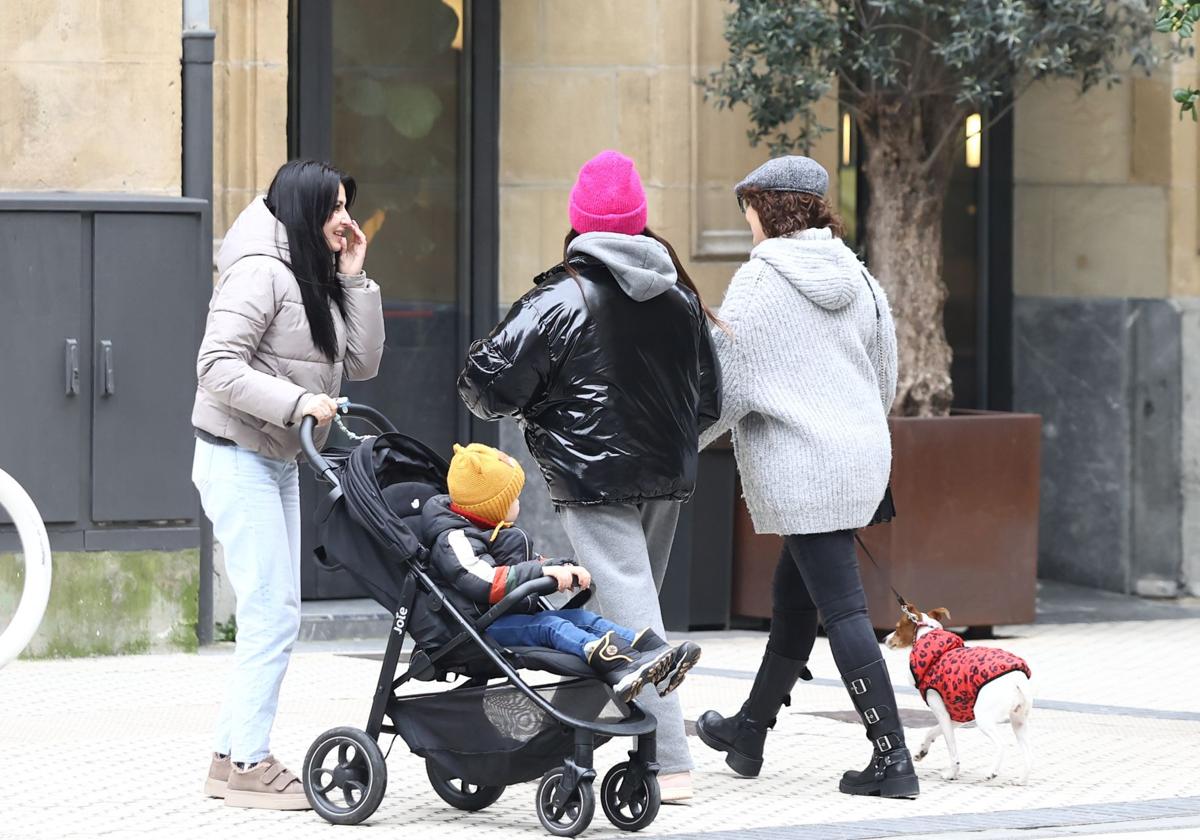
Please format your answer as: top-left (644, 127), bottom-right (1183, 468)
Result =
top-left (192, 160), bottom-right (385, 809)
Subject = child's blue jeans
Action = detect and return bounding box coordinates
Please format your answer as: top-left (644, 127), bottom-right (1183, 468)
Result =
top-left (486, 609), bottom-right (635, 659)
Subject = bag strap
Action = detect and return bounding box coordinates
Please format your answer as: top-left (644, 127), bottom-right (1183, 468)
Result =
top-left (861, 269), bottom-right (887, 407)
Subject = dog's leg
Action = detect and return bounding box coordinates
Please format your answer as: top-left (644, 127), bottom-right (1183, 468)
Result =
top-left (1010, 679), bottom-right (1033, 785)
top-left (926, 691), bottom-right (959, 781)
top-left (973, 695), bottom-right (1007, 781)
top-left (914, 725), bottom-right (941, 762)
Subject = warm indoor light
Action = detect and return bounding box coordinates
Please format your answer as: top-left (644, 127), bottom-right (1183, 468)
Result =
top-left (842, 113), bottom-right (852, 166)
top-left (965, 113), bottom-right (982, 168)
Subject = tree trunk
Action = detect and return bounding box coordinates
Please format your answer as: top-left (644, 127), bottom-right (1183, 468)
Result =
top-left (862, 111), bottom-right (957, 417)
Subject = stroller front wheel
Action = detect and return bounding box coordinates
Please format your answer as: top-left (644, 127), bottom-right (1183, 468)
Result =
top-left (600, 761), bottom-right (660, 831)
top-left (425, 758), bottom-right (505, 811)
top-left (536, 767), bottom-right (595, 837)
top-left (303, 726), bottom-right (388, 825)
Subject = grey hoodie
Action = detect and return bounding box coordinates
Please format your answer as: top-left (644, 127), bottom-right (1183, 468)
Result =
top-left (566, 231), bottom-right (676, 301)
top-left (750, 231), bottom-right (861, 311)
top-left (698, 227), bottom-right (899, 535)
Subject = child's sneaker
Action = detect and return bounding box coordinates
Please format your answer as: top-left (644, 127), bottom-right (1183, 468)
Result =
top-left (631, 628), bottom-right (667, 652)
top-left (587, 631), bottom-right (674, 703)
top-left (631, 629), bottom-right (703, 697)
top-left (657, 640), bottom-right (702, 697)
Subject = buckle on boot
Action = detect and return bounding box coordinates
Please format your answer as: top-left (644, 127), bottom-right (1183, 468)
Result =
top-left (875, 734), bottom-right (898, 752)
top-left (849, 678), bottom-right (870, 695)
top-left (864, 707), bottom-right (880, 725)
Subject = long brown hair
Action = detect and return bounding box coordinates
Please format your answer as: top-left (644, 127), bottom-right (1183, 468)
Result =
top-left (561, 228), bottom-right (722, 325)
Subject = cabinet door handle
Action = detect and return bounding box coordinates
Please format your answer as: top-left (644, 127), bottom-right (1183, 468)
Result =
top-left (64, 339), bottom-right (79, 396)
top-left (99, 339), bottom-right (115, 396)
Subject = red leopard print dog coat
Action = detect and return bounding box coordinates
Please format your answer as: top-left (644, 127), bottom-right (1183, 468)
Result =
top-left (909, 629), bottom-right (1031, 723)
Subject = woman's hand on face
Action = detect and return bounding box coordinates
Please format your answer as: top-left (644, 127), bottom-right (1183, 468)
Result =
top-left (301, 393), bottom-right (340, 427)
top-left (337, 219), bottom-right (367, 276)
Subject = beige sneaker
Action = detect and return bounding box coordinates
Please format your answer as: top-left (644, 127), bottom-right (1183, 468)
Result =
top-left (203, 753), bottom-right (231, 798)
top-left (659, 770), bottom-right (694, 804)
top-left (224, 755), bottom-right (311, 810)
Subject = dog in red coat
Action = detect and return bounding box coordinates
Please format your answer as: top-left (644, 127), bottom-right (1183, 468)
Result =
top-left (885, 605), bottom-right (1033, 784)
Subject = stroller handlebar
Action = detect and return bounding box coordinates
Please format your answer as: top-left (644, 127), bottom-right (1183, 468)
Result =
top-left (299, 415), bottom-right (334, 483)
top-left (299, 400), bottom-right (399, 485)
top-left (474, 576), bottom-right (562, 633)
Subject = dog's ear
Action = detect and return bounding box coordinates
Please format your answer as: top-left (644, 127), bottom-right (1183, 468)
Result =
top-left (929, 607), bottom-right (952, 624)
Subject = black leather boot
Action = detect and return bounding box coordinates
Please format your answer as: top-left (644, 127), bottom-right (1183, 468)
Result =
top-left (696, 651), bottom-right (810, 777)
top-left (838, 659), bottom-right (920, 798)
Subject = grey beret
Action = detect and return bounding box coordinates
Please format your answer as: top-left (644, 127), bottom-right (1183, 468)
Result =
top-left (735, 155), bottom-right (829, 199)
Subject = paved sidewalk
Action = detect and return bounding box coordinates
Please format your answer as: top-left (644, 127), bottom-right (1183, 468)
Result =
top-left (3, 609), bottom-right (1199, 839)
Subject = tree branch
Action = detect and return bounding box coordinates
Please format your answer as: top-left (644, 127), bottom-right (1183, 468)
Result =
top-left (920, 106), bottom-right (970, 176)
top-left (872, 23), bottom-right (938, 45)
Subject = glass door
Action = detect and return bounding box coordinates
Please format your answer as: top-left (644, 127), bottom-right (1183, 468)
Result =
top-left (289, 0), bottom-right (498, 599)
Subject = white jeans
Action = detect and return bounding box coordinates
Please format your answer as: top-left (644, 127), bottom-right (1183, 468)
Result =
top-left (192, 439), bottom-right (301, 764)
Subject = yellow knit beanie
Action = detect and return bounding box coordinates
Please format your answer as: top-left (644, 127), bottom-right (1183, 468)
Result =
top-left (447, 443), bottom-right (526, 526)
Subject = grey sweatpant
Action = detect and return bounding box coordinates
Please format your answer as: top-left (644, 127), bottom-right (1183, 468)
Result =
top-left (558, 500), bottom-right (692, 773)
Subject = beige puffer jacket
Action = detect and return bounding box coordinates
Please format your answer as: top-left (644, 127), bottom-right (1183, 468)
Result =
top-left (191, 196), bottom-right (385, 460)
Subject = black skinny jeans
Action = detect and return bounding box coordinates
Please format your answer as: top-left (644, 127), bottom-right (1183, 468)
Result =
top-left (767, 530), bottom-right (881, 676)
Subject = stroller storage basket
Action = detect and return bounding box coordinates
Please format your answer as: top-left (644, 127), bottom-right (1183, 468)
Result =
top-left (392, 679), bottom-right (620, 787)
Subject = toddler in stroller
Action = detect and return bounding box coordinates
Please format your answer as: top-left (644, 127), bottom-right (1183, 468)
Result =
top-left (426, 443), bottom-right (701, 704)
top-left (298, 404), bottom-right (695, 836)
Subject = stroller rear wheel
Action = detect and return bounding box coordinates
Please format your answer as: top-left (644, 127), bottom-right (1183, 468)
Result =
top-left (303, 726), bottom-right (388, 825)
top-left (425, 758), bottom-right (505, 811)
top-left (536, 767), bottom-right (595, 837)
top-left (600, 761), bottom-right (660, 831)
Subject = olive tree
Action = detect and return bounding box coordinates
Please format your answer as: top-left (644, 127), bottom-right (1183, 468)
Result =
top-left (1158, 0), bottom-right (1200, 116)
top-left (706, 0), bottom-right (1164, 416)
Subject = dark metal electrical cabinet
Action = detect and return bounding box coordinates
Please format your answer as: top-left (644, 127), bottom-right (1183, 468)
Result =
top-left (0, 194), bottom-right (207, 549)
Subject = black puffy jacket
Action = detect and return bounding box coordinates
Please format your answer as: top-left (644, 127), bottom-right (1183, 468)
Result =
top-left (458, 233), bottom-right (721, 506)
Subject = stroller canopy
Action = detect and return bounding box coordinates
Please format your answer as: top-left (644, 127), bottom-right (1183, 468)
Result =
top-left (316, 433), bottom-right (448, 612)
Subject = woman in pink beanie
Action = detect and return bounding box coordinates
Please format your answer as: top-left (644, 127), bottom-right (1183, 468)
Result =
top-left (459, 150), bottom-right (722, 802)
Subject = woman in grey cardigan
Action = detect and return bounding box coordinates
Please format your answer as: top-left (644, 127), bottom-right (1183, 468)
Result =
top-left (695, 156), bottom-right (917, 799)
top-left (192, 160), bottom-right (385, 809)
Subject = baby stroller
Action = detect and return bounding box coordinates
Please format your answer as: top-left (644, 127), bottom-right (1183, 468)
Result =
top-left (298, 403), bottom-right (662, 837)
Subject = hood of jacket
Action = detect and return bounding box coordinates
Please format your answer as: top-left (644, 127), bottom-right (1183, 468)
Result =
top-left (750, 229), bottom-right (862, 311)
top-left (909, 628), bottom-right (965, 688)
top-left (419, 494), bottom-right (472, 544)
top-left (216, 196), bottom-right (291, 275)
top-left (566, 231), bottom-right (677, 301)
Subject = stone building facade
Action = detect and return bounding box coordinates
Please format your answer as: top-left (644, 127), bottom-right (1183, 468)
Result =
top-left (1, 1), bottom-right (1197, 656)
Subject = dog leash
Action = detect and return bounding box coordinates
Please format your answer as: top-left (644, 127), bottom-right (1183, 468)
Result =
top-left (854, 533), bottom-right (921, 625)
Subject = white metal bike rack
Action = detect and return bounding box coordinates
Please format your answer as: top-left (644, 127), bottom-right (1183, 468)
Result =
top-left (0, 469), bottom-right (52, 668)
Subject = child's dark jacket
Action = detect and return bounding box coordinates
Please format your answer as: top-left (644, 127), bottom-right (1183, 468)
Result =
top-left (420, 494), bottom-right (565, 618)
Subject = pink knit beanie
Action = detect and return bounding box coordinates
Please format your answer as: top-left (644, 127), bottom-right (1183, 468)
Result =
top-left (568, 150), bottom-right (648, 236)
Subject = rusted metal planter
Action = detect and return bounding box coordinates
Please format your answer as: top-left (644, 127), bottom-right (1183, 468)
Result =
top-left (731, 411), bottom-right (1042, 630)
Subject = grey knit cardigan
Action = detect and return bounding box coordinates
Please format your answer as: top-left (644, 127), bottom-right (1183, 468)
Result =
top-left (699, 229), bottom-right (898, 535)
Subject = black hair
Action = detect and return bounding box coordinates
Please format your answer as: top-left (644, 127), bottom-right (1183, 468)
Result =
top-left (264, 160), bottom-right (356, 361)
